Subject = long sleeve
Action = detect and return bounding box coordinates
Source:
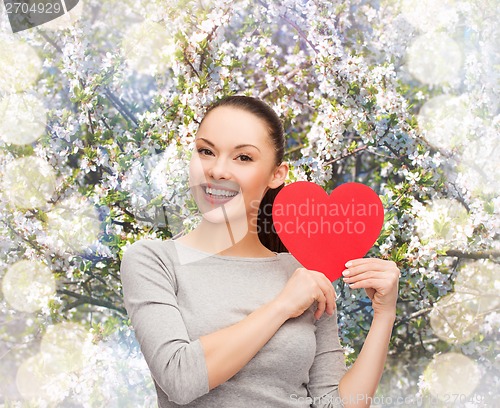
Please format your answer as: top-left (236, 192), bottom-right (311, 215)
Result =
top-left (119, 240), bottom-right (210, 405)
top-left (306, 307), bottom-right (348, 408)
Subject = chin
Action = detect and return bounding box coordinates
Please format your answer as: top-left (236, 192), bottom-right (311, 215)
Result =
top-left (200, 207), bottom-right (250, 245)
top-left (200, 203), bottom-right (247, 224)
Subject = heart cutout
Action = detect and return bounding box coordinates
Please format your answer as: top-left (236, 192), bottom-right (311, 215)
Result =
top-left (272, 181), bottom-right (384, 282)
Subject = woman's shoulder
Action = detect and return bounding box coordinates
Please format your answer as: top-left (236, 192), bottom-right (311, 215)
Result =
top-left (277, 251), bottom-right (301, 262)
top-left (123, 237), bottom-right (163, 254)
top-left (119, 238), bottom-right (179, 291)
top-left (121, 238), bottom-right (179, 265)
top-left (277, 251), bottom-right (306, 272)
top-left (121, 238), bottom-right (178, 274)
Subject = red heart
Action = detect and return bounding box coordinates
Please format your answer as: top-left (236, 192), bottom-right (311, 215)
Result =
top-left (272, 181), bottom-right (384, 282)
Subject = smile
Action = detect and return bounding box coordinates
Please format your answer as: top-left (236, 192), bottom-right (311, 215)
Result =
top-left (204, 186), bottom-right (238, 197)
top-left (202, 185), bottom-right (240, 204)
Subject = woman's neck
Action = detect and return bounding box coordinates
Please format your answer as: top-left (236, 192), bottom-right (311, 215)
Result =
top-left (176, 217), bottom-right (275, 257)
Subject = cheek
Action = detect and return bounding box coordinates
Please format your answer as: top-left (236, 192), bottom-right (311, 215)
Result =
top-left (189, 156), bottom-right (205, 177)
top-left (241, 173), bottom-right (270, 203)
top-left (188, 161), bottom-right (202, 190)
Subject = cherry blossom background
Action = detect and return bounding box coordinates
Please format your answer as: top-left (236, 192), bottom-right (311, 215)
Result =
top-left (0, 0), bottom-right (498, 406)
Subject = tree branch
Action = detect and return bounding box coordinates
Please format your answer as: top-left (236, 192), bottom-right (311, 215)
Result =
top-left (103, 87), bottom-right (139, 126)
top-left (56, 289), bottom-right (126, 315)
top-left (284, 143), bottom-right (306, 156)
top-left (183, 48), bottom-right (200, 78)
top-left (394, 306), bottom-right (433, 329)
top-left (279, 11), bottom-right (319, 54)
top-left (323, 145), bottom-right (368, 166)
top-left (258, 65), bottom-right (309, 99)
top-left (444, 249), bottom-right (500, 260)
top-left (38, 30), bottom-right (63, 53)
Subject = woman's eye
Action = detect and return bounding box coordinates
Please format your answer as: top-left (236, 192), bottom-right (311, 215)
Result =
top-left (197, 148), bottom-right (213, 156)
top-left (238, 155), bottom-right (253, 162)
top-left (197, 148), bottom-right (252, 162)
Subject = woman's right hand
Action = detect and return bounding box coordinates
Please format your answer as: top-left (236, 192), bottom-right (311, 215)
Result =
top-left (274, 267), bottom-right (337, 320)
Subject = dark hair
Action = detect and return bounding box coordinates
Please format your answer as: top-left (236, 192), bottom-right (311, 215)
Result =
top-left (199, 95), bottom-right (288, 253)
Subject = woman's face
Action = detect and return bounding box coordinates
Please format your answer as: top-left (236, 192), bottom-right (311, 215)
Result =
top-left (189, 106), bottom-right (285, 225)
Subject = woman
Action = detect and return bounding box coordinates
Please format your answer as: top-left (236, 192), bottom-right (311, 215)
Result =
top-left (120, 95), bottom-right (399, 407)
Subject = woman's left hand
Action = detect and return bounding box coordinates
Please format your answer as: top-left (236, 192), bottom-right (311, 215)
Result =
top-left (341, 258), bottom-right (400, 317)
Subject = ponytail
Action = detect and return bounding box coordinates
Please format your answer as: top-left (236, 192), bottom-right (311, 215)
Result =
top-left (257, 182), bottom-right (288, 253)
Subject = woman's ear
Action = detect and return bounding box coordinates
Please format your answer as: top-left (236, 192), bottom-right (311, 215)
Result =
top-left (268, 162), bottom-right (289, 189)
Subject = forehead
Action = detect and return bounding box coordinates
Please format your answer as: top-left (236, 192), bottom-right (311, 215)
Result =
top-left (196, 106), bottom-right (271, 146)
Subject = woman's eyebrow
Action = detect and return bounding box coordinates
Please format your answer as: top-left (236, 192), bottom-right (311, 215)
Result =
top-left (196, 137), bottom-right (261, 152)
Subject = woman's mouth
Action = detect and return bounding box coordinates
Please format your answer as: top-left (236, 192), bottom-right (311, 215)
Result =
top-left (202, 185), bottom-right (240, 205)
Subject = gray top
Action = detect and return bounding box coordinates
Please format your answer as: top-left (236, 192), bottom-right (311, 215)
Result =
top-left (120, 238), bottom-right (348, 407)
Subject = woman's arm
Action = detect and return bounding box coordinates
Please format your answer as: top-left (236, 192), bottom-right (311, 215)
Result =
top-left (201, 265), bottom-right (338, 391)
top-left (120, 239), bottom-right (294, 403)
top-left (337, 258), bottom-right (400, 408)
top-left (120, 240), bottom-right (213, 405)
top-left (200, 298), bottom-right (290, 390)
top-left (338, 311), bottom-right (396, 407)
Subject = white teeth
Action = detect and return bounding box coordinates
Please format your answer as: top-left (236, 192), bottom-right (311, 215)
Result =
top-left (205, 186), bottom-right (238, 197)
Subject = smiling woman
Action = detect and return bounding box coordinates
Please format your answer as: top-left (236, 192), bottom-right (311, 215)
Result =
top-left (184, 96), bottom-right (289, 256)
top-left (119, 95), bottom-right (399, 408)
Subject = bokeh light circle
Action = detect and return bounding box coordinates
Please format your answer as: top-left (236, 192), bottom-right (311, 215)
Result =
top-left (0, 36), bottom-right (42, 93)
top-left (15, 352), bottom-right (72, 402)
top-left (121, 20), bottom-right (177, 76)
top-left (1, 260), bottom-right (56, 313)
top-left (0, 92), bottom-right (47, 145)
top-left (456, 121), bottom-right (500, 197)
top-left (401, 0), bottom-right (459, 32)
top-left (40, 321), bottom-right (91, 374)
top-left (423, 352), bottom-right (481, 400)
top-left (454, 260), bottom-right (499, 314)
top-left (407, 32), bottom-right (462, 85)
top-left (0, 155), bottom-right (57, 209)
top-left (46, 194), bottom-right (101, 254)
top-left (429, 291), bottom-right (482, 344)
top-left (418, 94), bottom-right (475, 151)
top-left (415, 198), bottom-right (472, 244)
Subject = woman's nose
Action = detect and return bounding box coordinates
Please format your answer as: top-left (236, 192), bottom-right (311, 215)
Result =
top-left (208, 157), bottom-right (231, 179)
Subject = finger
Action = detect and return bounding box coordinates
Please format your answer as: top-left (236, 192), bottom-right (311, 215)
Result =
top-left (326, 289), bottom-right (337, 315)
top-left (345, 258), bottom-right (394, 268)
top-left (346, 276), bottom-right (398, 292)
top-left (345, 261), bottom-right (397, 274)
top-left (309, 271), bottom-right (336, 315)
top-left (316, 275), bottom-right (336, 315)
top-left (343, 261), bottom-right (398, 276)
top-left (344, 267), bottom-right (401, 286)
top-left (315, 286), bottom-right (331, 319)
top-left (314, 291), bottom-right (327, 320)
top-left (344, 274), bottom-right (393, 287)
top-left (343, 266), bottom-right (398, 280)
top-left (344, 258), bottom-right (377, 267)
top-left (320, 273), bottom-right (337, 297)
top-left (342, 271), bottom-right (380, 284)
